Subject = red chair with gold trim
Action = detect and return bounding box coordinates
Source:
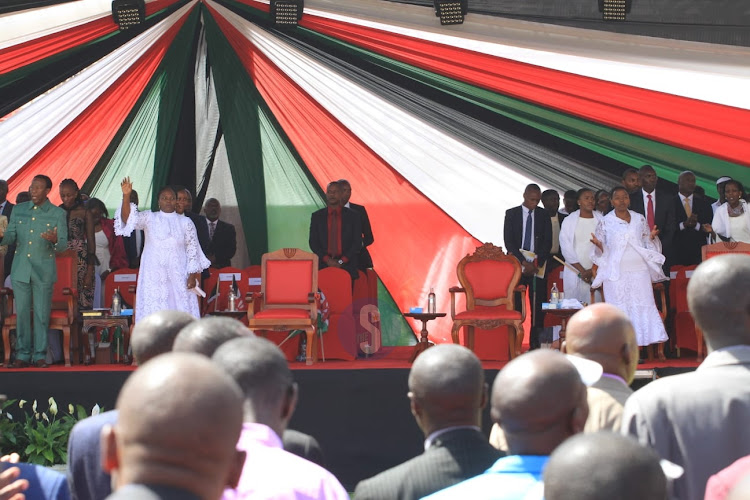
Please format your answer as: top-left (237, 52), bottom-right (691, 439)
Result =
top-left (247, 248), bottom-right (319, 365)
top-left (450, 243), bottom-right (525, 359)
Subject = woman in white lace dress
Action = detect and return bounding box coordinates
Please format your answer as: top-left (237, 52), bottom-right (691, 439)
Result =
top-left (590, 186), bottom-right (668, 353)
top-left (115, 178), bottom-right (210, 322)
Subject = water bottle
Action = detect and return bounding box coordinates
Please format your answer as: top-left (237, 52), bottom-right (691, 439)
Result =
top-left (550, 282), bottom-right (559, 305)
top-left (427, 287), bottom-right (436, 314)
top-left (111, 287), bottom-right (122, 316)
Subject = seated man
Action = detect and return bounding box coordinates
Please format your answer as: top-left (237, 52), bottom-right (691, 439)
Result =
top-left (309, 181), bottom-right (362, 281)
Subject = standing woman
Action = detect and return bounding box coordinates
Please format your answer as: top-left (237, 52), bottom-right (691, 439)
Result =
top-left (88, 198), bottom-right (128, 308)
top-left (114, 178), bottom-right (209, 321)
top-left (559, 188), bottom-right (602, 304)
top-left (59, 179), bottom-right (95, 310)
top-left (590, 186), bottom-right (668, 357)
top-left (710, 180), bottom-right (750, 243)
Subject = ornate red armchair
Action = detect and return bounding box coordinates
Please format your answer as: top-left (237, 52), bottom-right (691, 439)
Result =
top-left (247, 248), bottom-right (319, 365)
top-left (450, 243), bottom-right (525, 358)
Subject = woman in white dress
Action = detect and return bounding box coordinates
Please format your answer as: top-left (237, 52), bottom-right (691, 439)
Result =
top-left (710, 180), bottom-right (750, 243)
top-left (590, 186), bottom-right (668, 354)
top-left (559, 188), bottom-right (602, 304)
top-left (115, 178), bottom-right (210, 322)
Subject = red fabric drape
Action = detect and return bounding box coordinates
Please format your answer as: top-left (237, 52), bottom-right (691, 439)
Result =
top-left (0, 0), bottom-right (182, 75)
top-left (207, 4), bottom-right (482, 342)
top-left (298, 16), bottom-right (750, 167)
top-left (8, 6), bottom-right (194, 204)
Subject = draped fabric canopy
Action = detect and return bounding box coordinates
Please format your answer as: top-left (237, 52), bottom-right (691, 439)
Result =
top-left (1, 0), bottom-right (748, 344)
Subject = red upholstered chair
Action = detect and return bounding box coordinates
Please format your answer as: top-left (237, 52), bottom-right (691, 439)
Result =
top-left (2, 251), bottom-right (77, 367)
top-left (449, 243), bottom-right (525, 359)
top-left (702, 241), bottom-right (750, 261)
top-left (318, 267), bottom-right (356, 360)
top-left (104, 269), bottom-right (138, 310)
top-left (247, 248), bottom-right (319, 365)
top-left (201, 267), bottom-right (250, 316)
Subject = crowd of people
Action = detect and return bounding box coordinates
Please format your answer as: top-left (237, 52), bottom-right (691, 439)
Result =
top-left (0, 176), bottom-right (238, 368)
top-left (2, 253), bottom-right (750, 500)
top-left (504, 166), bottom-right (742, 357)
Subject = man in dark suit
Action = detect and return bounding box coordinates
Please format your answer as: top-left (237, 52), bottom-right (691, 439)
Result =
top-left (628, 165), bottom-right (676, 272)
top-left (673, 171), bottom-right (713, 266)
top-left (203, 198), bottom-right (237, 269)
top-left (504, 184), bottom-right (552, 350)
top-left (121, 190), bottom-right (144, 269)
top-left (542, 189), bottom-right (566, 273)
top-left (309, 182), bottom-right (362, 281)
top-left (338, 179), bottom-right (374, 270)
top-left (0, 180), bottom-right (15, 280)
top-left (354, 344), bottom-right (501, 500)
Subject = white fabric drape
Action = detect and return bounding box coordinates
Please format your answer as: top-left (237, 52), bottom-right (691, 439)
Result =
top-left (0, 1), bottom-right (196, 180)
top-left (209, 1), bottom-right (542, 245)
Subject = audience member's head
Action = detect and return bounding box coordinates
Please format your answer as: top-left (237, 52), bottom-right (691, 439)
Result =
top-left (621, 168), bottom-right (640, 194)
top-left (492, 350), bottom-right (588, 456)
top-left (0, 179), bottom-right (8, 203)
top-left (563, 303), bottom-right (639, 384)
top-left (15, 191), bottom-right (31, 204)
top-left (102, 352), bottom-right (245, 499)
top-left (204, 198), bottom-right (222, 222)
top-left (688, 254), bottom-right (750, 352)
top-left (176, 188), bottom-right (193, 215)
top-left (716, 176), bottom-right (732, 204)
top-left (407, 344), bottom-right (486, 437)
top-left (212, 336), bottom-right (297, 438)
top-left (544, 432), bottom-right (667, 500)
top-left (727, 474), bottom-right (750, 500)
top-left (678, 171), bottom-right (697, 197)
top-left (325, 182), bottom-right (341, 208)
top-left (337, 179), bottom-right (352, 206)
top-left (541, 189), bottom-right (560, 216)
top-left (173, 316), bottom-right (251, 357)
top-left (522, 184), bottom-right (542, 211)
top-left (130, 310), bottom-right (196, 364)
top-left (638, 165), bottom-right (658, 194)
top-left (563, 189), bottom-right (578, 214)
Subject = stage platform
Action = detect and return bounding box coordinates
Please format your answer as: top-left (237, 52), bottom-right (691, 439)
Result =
top-left (0, 347), bottom-right (701, 490)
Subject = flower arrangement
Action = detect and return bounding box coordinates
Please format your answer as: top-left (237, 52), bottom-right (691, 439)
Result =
top-left (0, 397), bottom-right (102, 465)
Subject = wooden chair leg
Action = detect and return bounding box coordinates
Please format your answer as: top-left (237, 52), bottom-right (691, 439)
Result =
top-left (62, 326), bottom-right (71, 367)
top-left (2, 326), bottom-right (10, 367)
top-left (515, 325), bottom-right (524, 356)
top-left (508, 327), bottom-right (517, 359)
top-left (451, 323), bottom-right (461, 344)
top-left (467, 326), bottom-right (475, 351)
top-left (305, 329), bottom-right (317, 366)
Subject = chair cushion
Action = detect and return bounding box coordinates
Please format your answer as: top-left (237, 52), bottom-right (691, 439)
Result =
top-left (454, 308), bottom-right (522, 320)
top-left (254, 308), bottom-right (312, 320)
top-left (464, 260), bottom-right (516, 300)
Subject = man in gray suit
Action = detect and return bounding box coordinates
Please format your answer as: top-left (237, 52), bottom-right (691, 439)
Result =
top-left (622, 254), bottom-right (750, 500)
top-left (354, 344), bottom-right (501, 500)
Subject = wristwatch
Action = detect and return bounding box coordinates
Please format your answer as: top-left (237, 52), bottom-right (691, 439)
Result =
top-left (337, 259), bottom-right (344, 265)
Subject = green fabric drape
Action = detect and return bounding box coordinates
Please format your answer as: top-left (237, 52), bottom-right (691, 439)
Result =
top-left (203, 8), bottom-right (269, 263)
top-left (88, 7), bottom-right (200, 213)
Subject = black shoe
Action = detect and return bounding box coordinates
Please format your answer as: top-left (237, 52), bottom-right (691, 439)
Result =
top-left (34, 359), bottom-right (48, 368)
top-left (11, 359), bottom-right (30, 368)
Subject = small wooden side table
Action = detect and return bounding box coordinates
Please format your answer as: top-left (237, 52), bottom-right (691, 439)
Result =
top-left (543, 308), bottom-right (579, 347)
top-left (80, 314), bottom-right (131, 364)
top-left (404, 312), bottom-right (446, 362)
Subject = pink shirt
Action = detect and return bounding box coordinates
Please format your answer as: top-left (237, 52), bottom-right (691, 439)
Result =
top-left (222, 423), bottom-right (349, 500)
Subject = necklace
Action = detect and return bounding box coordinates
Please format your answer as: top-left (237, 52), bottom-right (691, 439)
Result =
top-left (728, 203), bottom-right (744, 217)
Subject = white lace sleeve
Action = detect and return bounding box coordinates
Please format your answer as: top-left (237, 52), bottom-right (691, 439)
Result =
top-left (639, 214), bottom-right (663, 254)
top-left (184, 218), bottom-right (210, 273)
top-left (114, 203), bottom-right (149, 236)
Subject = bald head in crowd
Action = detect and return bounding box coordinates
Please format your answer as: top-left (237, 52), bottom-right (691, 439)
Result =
top-left (212, 336), bottom-right (296, 438)
top-left (407, 344), bottom-right (486, 436)
top-left (688, 254), bottom-right (750, 351)
top-left (130, 310), bottom-right (196, 364)
top-left (173, 316), bottom-right (253, 357)
top-left (564, 303), bottom-right (639, 384)
top-left (544, 432), bottom-right (667, 500)
top-left (492, 350), bottom-right (588, 456)
top-left (102, 353), bottom-right (245, 499)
